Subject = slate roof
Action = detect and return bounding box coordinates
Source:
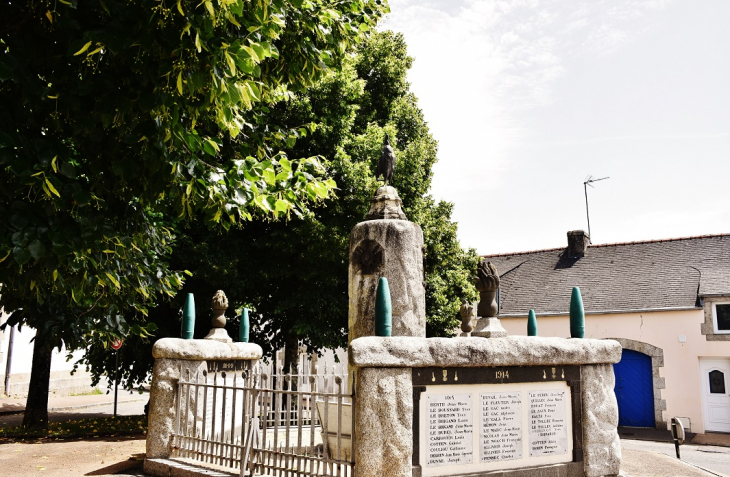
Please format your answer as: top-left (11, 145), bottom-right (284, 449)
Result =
top-left (485, 234), bottom-right (730, 316)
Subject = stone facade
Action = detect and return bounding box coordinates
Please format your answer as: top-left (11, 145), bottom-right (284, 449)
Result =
top-left (146, 357), bottom-right (207, 459)
top-left (701, 296), bottom-right (730, 341)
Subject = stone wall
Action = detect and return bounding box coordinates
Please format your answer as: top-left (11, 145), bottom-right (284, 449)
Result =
top-left (350, 336), bottom-right (622, 477)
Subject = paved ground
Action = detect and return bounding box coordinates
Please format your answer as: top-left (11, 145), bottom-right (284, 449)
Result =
top-left (2, 394), bottom-right (730, 476)
top-left (0, 435), bottom-right (727, 476)
top-left (622, 440), bottom-right (730, 476)
top-left (0, 435), bottom-right (146, 476)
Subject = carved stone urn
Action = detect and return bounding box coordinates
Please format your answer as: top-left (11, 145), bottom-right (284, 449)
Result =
top-left (472, 260), bottom-right (507, 338)
top-left (459, 300), bottom-right (475, 337)
top-left (204, 290), bottom-right (233, 342)
top-left (211, 290), bottom-right (228, 328)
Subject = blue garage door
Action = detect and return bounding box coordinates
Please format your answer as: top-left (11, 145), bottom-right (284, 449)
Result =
top-left (613, 349), bottom-right (655, 427)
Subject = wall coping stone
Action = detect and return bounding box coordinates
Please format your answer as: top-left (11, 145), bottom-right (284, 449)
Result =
top-left (349, 336), bottom-right (621, 368)
top-left (152, 338), bottom-right (262, 360)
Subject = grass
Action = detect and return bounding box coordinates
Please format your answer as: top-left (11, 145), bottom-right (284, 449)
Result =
top-left (69, 388), bottom-right (104, 396)
top-left (0, 414), bottom-right (147, 441)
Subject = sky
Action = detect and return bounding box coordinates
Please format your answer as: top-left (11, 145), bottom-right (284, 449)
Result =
top-left (382, 0), bottom-right (730, 255)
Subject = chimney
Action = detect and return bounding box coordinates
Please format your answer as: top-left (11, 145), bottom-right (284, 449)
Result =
top-left (567, 230), bottom-right (590, 257)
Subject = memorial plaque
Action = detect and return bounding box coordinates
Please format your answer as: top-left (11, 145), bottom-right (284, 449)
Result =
top-left (415, 370), bottom-right (577, 477)
top-left (480, 392), bottom-right (522, 462)
top-left (425, 393), bottom-right (473, 466)
top-left (529, 390), bottom-right (568, 457)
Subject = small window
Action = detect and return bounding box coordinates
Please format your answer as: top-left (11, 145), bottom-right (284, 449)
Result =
top-left (709, 370), bottom-right (726, 394)
top-left (713, 303), bottom-right (730, 333)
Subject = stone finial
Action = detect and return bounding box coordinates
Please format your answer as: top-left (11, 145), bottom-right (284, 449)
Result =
top-left (211, 290), bottom-right (228, 328)
top-left (476, 260), bottom-right (499, 292)
top-left (211, 290), bottom-right (228, 311)
top-left (204, 290), bottom-right (233, 343)
top-left (472, 259), bottom-right (507, 338)
top-left (475, 260), bottom-right (499, 317)
top-left (364, 185), bottom-right (407, 221)
top-left (459, 300), bottom-right (475, 336)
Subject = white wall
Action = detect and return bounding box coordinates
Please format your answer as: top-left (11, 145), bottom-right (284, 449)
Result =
top-left (500, 309), bottom-right (724, 433)
top-left (1, 310), bottom-right (91, 396)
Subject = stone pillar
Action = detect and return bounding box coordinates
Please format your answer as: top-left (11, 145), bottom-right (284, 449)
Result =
top-left (348, 187), bottom-right (426, 344)
top-left (349, 220), bottom-right (425, 341)
top-left (582, 363), bottom-right (622, 477)
top-left (354, 367), bottom-right (413, 477)
top-left (145, 338), bottom-right (262, 460)
top-left (146, 357), bottom-right (207, 459)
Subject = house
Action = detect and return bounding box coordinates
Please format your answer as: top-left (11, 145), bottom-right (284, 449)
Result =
top-left (486, 231), bottom-right (730, 434)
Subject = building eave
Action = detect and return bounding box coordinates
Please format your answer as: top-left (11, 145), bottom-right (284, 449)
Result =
top-left (498, 306), bottom-right (701, 318)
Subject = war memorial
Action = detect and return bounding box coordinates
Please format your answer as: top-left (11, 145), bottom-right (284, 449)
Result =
top-left (144, 144), bottom-right (623, 476)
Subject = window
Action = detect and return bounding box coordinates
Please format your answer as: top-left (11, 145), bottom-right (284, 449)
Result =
top-left (713, 303), bottom-right (730, 333)
top-left (710, 370), bottom-right (726, 394)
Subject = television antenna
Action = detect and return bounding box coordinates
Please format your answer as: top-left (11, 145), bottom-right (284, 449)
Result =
top-left (583, 175), bottom-right (609, 240)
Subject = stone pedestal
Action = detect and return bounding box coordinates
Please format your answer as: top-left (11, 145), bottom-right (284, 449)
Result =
top-left (472, 316), bottom-right (508, 338)
top-left (365, 185), bottom-right (407, 220)
top-left (348, 219), bottom-right (425, 341)
top-left (203, 327), bottom-right (232, 342)
top-left (145, 339), bottom-right (262, 460)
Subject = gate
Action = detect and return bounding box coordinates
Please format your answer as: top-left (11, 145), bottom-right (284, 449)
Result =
top-left (170, 361), bottom-right (354, 476)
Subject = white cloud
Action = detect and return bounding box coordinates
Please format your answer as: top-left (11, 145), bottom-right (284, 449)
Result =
top-left (380, 0), bottom-right (730, 254)
top-left (382, 0), bottom-right (676, 194)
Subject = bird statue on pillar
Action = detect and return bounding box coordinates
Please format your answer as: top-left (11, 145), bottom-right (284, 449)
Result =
top-left (376, 133), bottom-right (396, 185)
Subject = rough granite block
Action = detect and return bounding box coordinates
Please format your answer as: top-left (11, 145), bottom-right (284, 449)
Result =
top-left (350, 336), bottom-right (622, 368)
top-left (581, 364), bottom-right (621, 477)
top-left (152, 339), bottom-right (262, 360)
top-left (354, 367), bottom-right (413, 477)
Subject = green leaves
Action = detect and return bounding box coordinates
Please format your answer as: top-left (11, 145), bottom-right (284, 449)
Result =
top-left (13, 246), bottom-right (31, 266)
top-left (73, 41), bottom-right (92, 56)
top-left (0, 0), bottom-right (388, 368)
top-left (28, 240), bottom-right (46, 259)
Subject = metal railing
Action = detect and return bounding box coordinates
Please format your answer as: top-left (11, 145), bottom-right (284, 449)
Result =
top-left (170, 361), bottom-right (354, 477)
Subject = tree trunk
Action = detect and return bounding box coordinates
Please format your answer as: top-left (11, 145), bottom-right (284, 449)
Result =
top-left (22, 332), bottom-right (52, 430)
top-left (283, 333), bottom-right (300, 377)
top-left (282, 333), bottom-right (300, 417)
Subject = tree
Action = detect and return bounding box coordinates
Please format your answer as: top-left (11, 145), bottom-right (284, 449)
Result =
top-left (178, 32), bottom-right (480, 372)
top-left (0, 0), bottom-right (387, 428)
top-left (77, 30), bottom-right (478, 385)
